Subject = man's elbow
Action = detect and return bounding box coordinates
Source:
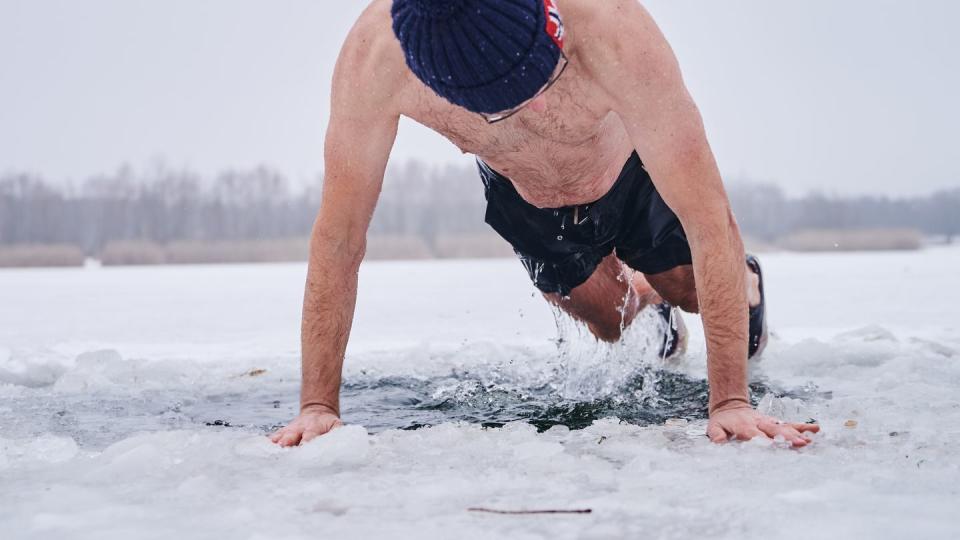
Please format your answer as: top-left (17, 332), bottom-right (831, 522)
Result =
top-left (309, 225), bottom-right (368, 269)
top-left (681, 203), bottom-right (745, 255)
top-left (660, 138), bottom-right (729, 212)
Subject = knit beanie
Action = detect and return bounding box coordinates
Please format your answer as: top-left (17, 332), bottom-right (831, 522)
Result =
top-left (391, 0), bottom-right (566, 114)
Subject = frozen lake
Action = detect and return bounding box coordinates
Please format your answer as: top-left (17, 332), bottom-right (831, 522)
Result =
top-left (1, 248), bottom-right (959, 539)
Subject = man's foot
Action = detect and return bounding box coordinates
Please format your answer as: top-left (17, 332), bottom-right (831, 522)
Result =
top-left (655, 302), bottom-right (687, 360)
top-left (746, 254), bottom-right (768, 359)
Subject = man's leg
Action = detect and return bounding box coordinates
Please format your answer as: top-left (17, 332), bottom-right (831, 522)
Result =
top-left (544, 253), bottom-right (663, 342)
top-left (644, 263), bottom-right (762, 314)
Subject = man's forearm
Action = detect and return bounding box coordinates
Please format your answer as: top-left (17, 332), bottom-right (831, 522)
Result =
top-left (298, 231), bottom-right (364, 416)
top-left (688, 208), bottom-right (751, 412)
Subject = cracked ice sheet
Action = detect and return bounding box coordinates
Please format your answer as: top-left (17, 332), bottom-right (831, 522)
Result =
top-left (1, 247), bottom-right (959, 539)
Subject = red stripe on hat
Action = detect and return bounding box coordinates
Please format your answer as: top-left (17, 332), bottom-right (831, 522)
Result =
top-left (544, 0), bottom-right (564, 49)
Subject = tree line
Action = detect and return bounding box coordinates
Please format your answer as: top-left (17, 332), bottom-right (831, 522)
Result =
top-left (1, 161), bottom-right (957, 256)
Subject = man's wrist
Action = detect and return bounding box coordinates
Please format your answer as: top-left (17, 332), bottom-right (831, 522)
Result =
top-left (300, 401), bottom-right (340, 417)
top-left (709, 396), bottom-right (751, 415)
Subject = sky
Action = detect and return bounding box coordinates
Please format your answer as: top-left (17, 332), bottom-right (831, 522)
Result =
top-left (1, 0), bottom-right (958, 196)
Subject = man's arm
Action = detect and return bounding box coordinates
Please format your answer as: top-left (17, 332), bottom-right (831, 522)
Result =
top-left (271, 16), bottom-right (402, 447)
top-left (589, 1), bottom-right (817, 445)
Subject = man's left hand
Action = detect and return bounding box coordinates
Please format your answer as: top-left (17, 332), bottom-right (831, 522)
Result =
top-left (707, 401), bottom-right (821, 447)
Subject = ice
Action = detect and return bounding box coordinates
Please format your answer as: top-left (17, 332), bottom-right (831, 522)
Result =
top-left (1, 248), bottom-right (959, 538)
top-left (1, 435), bottom-right (78, 470)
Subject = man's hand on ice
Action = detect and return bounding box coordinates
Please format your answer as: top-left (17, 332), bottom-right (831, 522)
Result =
top-left (707, 401), bottom-right (820, 447)
top-left (269, 405), bottom-right (343, 447)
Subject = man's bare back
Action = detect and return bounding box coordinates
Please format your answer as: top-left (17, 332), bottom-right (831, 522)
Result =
top-left (271, 0), bottom-right (820, 449)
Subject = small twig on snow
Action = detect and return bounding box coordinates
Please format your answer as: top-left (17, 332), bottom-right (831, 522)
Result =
top-left (468, 507), bottom-right (592, 515)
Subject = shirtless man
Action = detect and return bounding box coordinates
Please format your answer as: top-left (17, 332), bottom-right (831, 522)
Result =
top-left (271, 0), bottom-right (820, 448)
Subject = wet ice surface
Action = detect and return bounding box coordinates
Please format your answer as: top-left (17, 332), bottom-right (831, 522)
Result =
top-left (0, 346), bottom-right (806, 449)
top-left (1, 249), bottom-right (959, 539)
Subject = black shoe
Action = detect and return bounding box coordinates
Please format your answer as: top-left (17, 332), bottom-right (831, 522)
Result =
top-left (655, 302), bottom-right (685, 359)
top-left (746, 254), bottom-right (768, 359)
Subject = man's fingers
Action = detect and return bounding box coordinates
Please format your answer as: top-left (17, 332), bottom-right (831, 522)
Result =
top-left (791, 423), bottom-right (821, 433)
top-left (269, 414), bottom-right (344, 447)
top-left (707, 423), bottom-right (729, 444)
top-left (779, 426), bottom-right (808, 447)
top-left (758, 421), bottom-right (813, 447)
top-left (279, 431), bottom-right (303, 447)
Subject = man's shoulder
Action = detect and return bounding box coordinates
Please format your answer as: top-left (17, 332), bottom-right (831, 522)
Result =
top-left (336, 0), bottom-right (409, 91)
top-left (565, 0), bottom-right (660, 54)
top-left (565, 0), bottom-right (673, 84)
top-left (348, 0), bottom-right (395, 46)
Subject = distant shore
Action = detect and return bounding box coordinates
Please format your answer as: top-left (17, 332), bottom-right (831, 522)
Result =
top-left (0, 229), bottom-right (946, 269)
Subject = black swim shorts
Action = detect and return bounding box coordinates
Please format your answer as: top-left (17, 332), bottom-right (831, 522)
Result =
top-left (479, 152), bottom-right (693, 296)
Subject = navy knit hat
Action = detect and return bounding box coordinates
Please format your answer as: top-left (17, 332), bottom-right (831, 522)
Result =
top-left (391, 0), bottom-right (566, 114)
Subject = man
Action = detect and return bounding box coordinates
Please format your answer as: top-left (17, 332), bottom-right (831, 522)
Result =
top-left (271, 0), bottom-right (820, 448)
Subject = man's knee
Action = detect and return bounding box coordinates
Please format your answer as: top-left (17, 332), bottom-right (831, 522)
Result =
top-left (646, 265), bottom-right (700, 314)
top-left (545, 292), bottom-right (627, 343)
top-left (664, 289), bottom-right (699, 314)
top-left (588, 321), bottom-right (624, 343)
top-left (575, 289), bottom-right (647, 342)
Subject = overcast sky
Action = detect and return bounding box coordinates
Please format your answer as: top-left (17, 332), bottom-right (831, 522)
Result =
top-left (1, 0), bottom-right (958, 196)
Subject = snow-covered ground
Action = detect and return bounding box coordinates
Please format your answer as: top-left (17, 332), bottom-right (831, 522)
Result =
top-left (1, 247), bottom-right (958, 539)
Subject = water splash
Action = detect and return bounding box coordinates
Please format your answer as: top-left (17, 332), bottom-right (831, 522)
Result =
top-left (2, 310), bottom-right (818, 449)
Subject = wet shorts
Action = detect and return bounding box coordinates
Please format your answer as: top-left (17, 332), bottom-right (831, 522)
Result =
top-left (479, 152), bottom-right (693, 296)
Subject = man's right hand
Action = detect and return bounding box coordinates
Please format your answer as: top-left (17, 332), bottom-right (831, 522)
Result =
top-left (269, 405), bottom-right (343, 447)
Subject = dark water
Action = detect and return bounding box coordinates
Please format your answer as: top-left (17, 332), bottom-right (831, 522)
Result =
top-left (339, 370), bottom-right (725, 432)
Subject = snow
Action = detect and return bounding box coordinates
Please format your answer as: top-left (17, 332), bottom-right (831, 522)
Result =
top-left (1, 247), bottom-right (959, 539)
